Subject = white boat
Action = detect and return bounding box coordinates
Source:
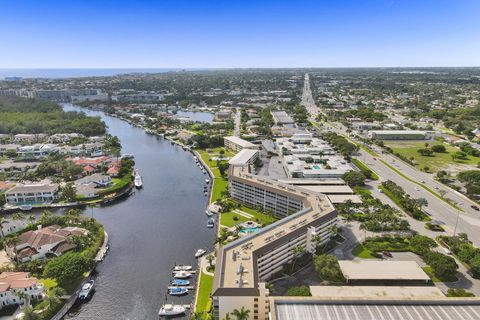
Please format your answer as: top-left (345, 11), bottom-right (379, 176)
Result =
top-left (205, 179), bottom-right (210, 184)
top-left (134, 170), bottom-right (143, 188)
top-left (19, 204), bottom-right (33, 211)
top-left (195, 249), bottom-right (206, 258)
top-left (205, 210), bottom-right (213, 217)
top-left (207, 217), bottom-right (215, 228)
top-left (173, 271), bottom-right (192, 279)
top-left (158, 304), bottom-right (186, 317)
top-left (173, 265), bottom-right (192, 272)
top-left (78, 280), bottom-right (95, 300)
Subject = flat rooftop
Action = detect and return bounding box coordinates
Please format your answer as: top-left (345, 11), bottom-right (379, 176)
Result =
top-left (339, 260), bottom-right (431, 281)
top-left (369, 130), bottom-right (427, 135)
top-left (273, 298), bottom-right (480, 320)
top-left (309, 286), bottom-right (444, 299)
top-left (228, 149), bottom-right (258, 166)
top-left (301, 185), bottom-right (354, 194)
top-left (278, 178), bottom-right (346, 185)
top-left (327, 194), bottom-right (362, 204)
top-left (224, 136), bottom-right (256, 148)
top-left (213, 167), bottom-right (336, 295)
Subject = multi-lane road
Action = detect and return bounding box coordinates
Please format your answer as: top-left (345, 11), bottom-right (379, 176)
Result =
top-left (301, 73), bottom-right (480, 246)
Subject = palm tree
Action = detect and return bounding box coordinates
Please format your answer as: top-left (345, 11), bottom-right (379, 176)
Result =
top-left (290, 245), bottom-right (305, 272)
top-left (190, 311), bottom-right (204, 320)
top-left (46, 287), bottom-right (65, 312)
top-left (231, 307), bottom-right (250, 320)
top-left (11, 212), bottom-right (25, 221)
top-left (16, 290), bottom-right (30, 308)
top-left (4, 234), bottom-right (20, 263)
top-left (359, 224), bottom-right (367, 241)
top-left (21, 306), bottom-right (39, 320)
top-left (0, 216), bottom-right (7, 238)
top-left (223, 313), bottom-right (231, 320)
top-left (206, 254), bottom-right (215, 268)
top-left (27, 214), bottom-right (36, 226)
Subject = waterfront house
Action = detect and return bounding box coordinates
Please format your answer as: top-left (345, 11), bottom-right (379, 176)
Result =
top-left (75, 173), bottom-right (112, 189)
top-left (5, 183), bottom-right (59, 205)
top-left (13, 134), bottom-right (47, 144)
top-left (17, 144), bottom-right (59, 159)
top-left (0, 272), bottom-right (45, 309)
top-left (6, 225), bottom-right (88, 262)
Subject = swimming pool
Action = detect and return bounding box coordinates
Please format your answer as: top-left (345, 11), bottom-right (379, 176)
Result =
top-left (240, 227), bottom-right (260, 234)
top-left (312, 165), bottom-right (321, 169)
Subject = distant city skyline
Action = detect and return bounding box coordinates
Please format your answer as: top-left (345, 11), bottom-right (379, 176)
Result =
top-left (1, 0), bottom-right (479, 68)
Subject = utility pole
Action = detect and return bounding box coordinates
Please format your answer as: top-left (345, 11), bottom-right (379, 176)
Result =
top-left (453, 211), bottom-right (460, 237)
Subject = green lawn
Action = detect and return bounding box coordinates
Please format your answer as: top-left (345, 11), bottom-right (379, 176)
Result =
top-left (197, 148), bottom-right (234, 203)
top-left (422, 266), bottom-right (458, 283)
top-left (352, 244), bottom-right (376, 259)
top-left (220, 206), bottom-right (277, 227)
top-left (220, 211), bottom-right (250, 227)
top-left (196, 272), bottom-right (214, 318)
top-left (386, 141), bottom-right (479, 172)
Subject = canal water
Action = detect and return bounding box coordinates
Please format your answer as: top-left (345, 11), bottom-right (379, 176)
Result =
top-left (62, 104), bottom-right (214, 319)
top-left (175, 110), bottom-right (214, 123)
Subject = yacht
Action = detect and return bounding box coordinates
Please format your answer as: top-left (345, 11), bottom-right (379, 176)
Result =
top-left (173, 271), bottom-right (192, 279)
top-left (78, 280), bottom-right (95, 300)
top-left (171, 279), bottom-right (190, 286)
top-left (158, 304), bottom-right (186, 317)
top-left (168, 287), bottom-right (188, 296)
top-left (134, 170), bottom-right (143, 188)
top-left (195, 249), bottom-right (206, 258)
top-left (173, 265), bottom-right (192, 272)
top-left (207, 217), bottom-right (215, 228)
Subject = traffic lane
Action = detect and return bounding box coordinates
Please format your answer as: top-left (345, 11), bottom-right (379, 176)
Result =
top-left (362, 151), bottom-right (480, 246)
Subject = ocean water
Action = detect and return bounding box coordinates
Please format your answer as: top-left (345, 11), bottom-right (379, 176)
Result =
top-left (0, 68), bottom-right (197, 79)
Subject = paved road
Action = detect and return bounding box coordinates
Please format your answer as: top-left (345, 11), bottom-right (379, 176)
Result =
top-left (301, 73), bottom-right (480, 246)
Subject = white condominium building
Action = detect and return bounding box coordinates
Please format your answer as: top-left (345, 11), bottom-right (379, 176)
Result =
top-left (212, 166), bottom-right (337, 320)
top-left (224, 136), bottom-right (258, 152)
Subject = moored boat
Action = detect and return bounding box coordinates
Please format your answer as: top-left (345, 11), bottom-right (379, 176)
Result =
top-left (78, 280), bottom-right (95, 300)
top-left (207, 217), bottom-right (215, 228)
top-left (173, 265), bottom-right (192, 272)
top-left (19, 204), bottom-right (33, 211)
top-left (195, 249), bottom-right (206, 258)
top-left (205, 210), bottom-right (213, 217)
top-left (171, 279), bottom-right (190, 286)
top-left (134, 170), bottom-right (143, 188)
top-left (173, 271), bottom-right (192, 279)
top-left (158, 304), bottom-right (186, 317)
top-left (168, 287), bottom-right (188, 296)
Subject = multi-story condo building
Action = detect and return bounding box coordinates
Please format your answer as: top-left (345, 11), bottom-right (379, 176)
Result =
top-left (17, 144), bottom-right (59, 159)
top-left (224, 136), bottom-right (258, 152)
top-left (5, 183), bottom-right (59, 205)
top-left (212, 166), bottom-right (337, 319)
top-left (271, 111), bottom-right (295, 128)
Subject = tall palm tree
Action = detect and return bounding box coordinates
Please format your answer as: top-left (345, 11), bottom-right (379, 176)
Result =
top-left (290, 245), bottom-right (305, 272)
top-left (16, 290), bottom-right (30, 308)
top-left (21, 306), bottom-right (39, 320)
top-left (231, 307), bottom-right (250, 320)
top-left (0, 216), bottom-right (7, 238)
top-left (11, 212), bottom-right (25, 221)
top-left (27, 214), bottom-right (36, 226)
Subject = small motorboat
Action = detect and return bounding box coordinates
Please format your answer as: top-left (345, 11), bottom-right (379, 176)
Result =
top-left (19, 204), bottom-right (33, 211)
top-left (158, 304), bottom-right (186, 317)
top-left (205, 179), bottom-right (210, 184)
top-left (173, 271), bottom-right (192, 279)
top-left (195, 249), bottom-right (206, 258)
top-left (205, 210), bottom-right (213, 217)
top-left (168, 287), bottom-right (188, 296)
top-left (207, 217), bottom-right (215, 228)
top-left (171, 279), bottom-right (190, 286)
top-left (78, 280), bottom-right (95, 300)
top-left (173, 265), bottom-right (192, 272)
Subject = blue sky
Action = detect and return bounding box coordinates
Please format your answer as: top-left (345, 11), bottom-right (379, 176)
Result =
top-left (1, 0), bottom-right (479, 68)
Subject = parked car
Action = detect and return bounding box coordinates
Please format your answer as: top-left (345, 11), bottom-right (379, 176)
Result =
top-left (443, 247), bottom-right (452, 255)
top-left (471, 205), bottom-right (479, 211)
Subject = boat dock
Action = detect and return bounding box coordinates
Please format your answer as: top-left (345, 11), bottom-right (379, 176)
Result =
top-left (168, 286), bottom-right (195, 290)
top-left (95, 231), bottom-right (109, 262)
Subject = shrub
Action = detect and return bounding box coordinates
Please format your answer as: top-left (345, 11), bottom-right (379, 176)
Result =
top-left (286, 286), bottom-right (311, 296)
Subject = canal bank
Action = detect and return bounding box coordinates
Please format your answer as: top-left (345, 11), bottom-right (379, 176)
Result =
top-left (62, 104), bottom-right (215, 319)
